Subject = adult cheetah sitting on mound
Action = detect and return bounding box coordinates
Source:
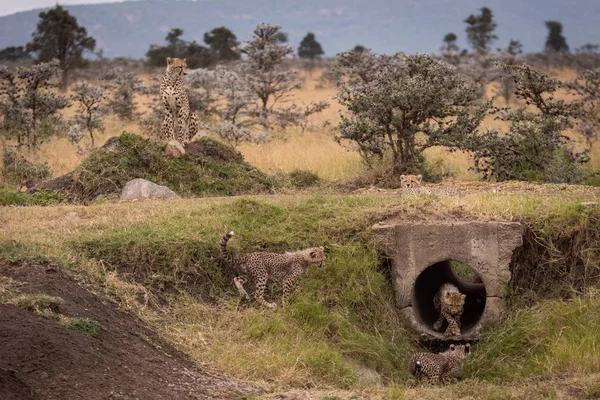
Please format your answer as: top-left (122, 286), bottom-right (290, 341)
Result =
top-left (219, 231), bottom-right (325, 308)
top-left (159, 57), bottom-right (198, 143)
top-left (433, 283), bottom-right (466, 337)
top-left (409, 343), bottom-right (471, 385)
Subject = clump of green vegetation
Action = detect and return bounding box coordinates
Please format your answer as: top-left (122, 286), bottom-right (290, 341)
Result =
top-left (14, 293), bottom-right (62, 315)
top-left (7, 292), bottom-right (102, 337)
top-left (2, 148), bottom-right (52, 187)
top-left (37, 133), bottom-right (272, 202)
top-left (270, 169), bottom-right (321, 190)
top-left (0, 188), bottom-right (68, 206)
top-left (464, 291), bottom-right (600, 381)
top-left (63, 317), bottom-right (102, 338)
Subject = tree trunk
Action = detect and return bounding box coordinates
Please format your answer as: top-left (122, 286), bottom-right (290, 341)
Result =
top-left (60, 68), bottom-right (69, 92)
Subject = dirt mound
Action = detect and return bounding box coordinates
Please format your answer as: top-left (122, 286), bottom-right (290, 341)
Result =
top-left (0, 263), bottom-right (261, 399)
top-left (33, 133), bottom-right (272, 203)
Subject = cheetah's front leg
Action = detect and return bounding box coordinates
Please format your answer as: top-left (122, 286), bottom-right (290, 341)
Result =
top-left (281, 276), bottom-right (299, 308)
top-left (433, 311), bottom-right (445, 331)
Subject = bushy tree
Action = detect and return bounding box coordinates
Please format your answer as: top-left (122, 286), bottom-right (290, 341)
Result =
top-left (463, 63), bottom-right (585, 182)
top-left (568, 68), bottom-right (600, 143)
top-left (26, 5), bottom-right (96, 90)
top-left (298, 32), bottom-right (324, 59)
top-left (146, 29), bottom-right (213, 69)
top-left (70, 82), bottom-right (106, 146)
top-left (0, 60), bottom-right (69, 150)
top-left (544, 21), bottom-right (569, 53)
top-left (505, 39), bottom-right (523, 56)
top-left (351, 45), bottom-right (366, 54)
top-left (100, 67), bottom-right (143, 120)
top-left (575, 43), bottom-right (600, 55)
top-left (336, 51), bottom-right (485, 174)
top-left (441, 33), bottom-right (459, 53)
top-left (204, 27), bottom-right (240, 62)
top-left (464, 7), bottom-right (497, 55)
top-left (239, 23), bottom-right (328, 127)
top-left (0, 46), bottom-right (31, 62)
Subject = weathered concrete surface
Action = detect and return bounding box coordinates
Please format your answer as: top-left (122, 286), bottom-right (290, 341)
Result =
top-left (373, 220), bottom-right (522, 340)
top-left (120, 179), bottom-right (181, 201)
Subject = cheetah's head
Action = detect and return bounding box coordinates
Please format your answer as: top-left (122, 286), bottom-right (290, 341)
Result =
top-left (166, 57), bottom-right (188, 75)
top-left (305, 246), bottom-right (326, 267)
top-left (444, 291), bottom-right (466, 315)
top-left (400, 174), bottom-right (422, 188)
top-left (446, 343), bottom-right (471, 360)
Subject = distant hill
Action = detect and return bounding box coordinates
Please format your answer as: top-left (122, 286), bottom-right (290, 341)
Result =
top-left (0, 0), bottom-right (599, 59)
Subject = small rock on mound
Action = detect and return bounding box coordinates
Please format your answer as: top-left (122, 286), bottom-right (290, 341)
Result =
top-left (120, 178), bottom-right (181, 201)
top-left (165, 139), bottom-right (186, 158)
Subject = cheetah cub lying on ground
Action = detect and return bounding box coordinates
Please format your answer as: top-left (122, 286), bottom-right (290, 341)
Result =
top-left (433, 283), bottom-right (466, 337)
top-left (400, 174), bottom-right (422, 188)
top-left (219, 231), bottom-right (325, 308)
top-left (409, 344), bottom-right (471, 385)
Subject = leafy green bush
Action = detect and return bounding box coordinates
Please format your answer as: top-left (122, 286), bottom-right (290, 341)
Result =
top-left (0, 189), bottom-right (67, 206)
top-left (2, 149), bottom-right (51, 187)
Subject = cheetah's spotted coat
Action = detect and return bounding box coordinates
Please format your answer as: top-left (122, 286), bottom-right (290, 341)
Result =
top-left (219, 231), bottom-right (325, 308)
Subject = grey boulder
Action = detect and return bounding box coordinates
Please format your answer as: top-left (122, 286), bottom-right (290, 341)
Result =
top-left (120, 178), bottom-right (180, 201)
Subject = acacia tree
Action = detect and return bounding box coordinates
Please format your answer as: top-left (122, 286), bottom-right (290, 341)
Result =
top-left (463, 63), bottom-right (585, 183)
top-left (464, 7), bottom-right (497, 55)
top-left (441, 33), bottom-right (459, 53)
top-left (239, 23), bottom-right (298, 125)
top-left (26, 5), bottom-right (96, 90)
top-left (70, 82), bottom-right (106, 146)
top-left (336, 51), bottom-right (485, 174)
top-left (204, 27), bottom-right (240, 62)
top-left (544, 21), bottom-right (569, 53)
top-left (239, 23), bottom-right (327, 128)
top-left (100, 67), bottom-right (143, 120)
top-left (0, 60), bottom-right (69, 150)
top-left (298, 32), bottom-right (324, 59)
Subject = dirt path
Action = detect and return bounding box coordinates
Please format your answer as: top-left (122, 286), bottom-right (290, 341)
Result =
top-left (0, 263), bottom-right (261, 399)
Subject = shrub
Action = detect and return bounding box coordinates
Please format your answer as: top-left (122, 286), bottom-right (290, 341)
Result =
top-left (463, 63), bottom-right (587, 183)
top-left (2, 148), bottom-right (52, 187)
top-left (336, 51), bottom-right (486, 175)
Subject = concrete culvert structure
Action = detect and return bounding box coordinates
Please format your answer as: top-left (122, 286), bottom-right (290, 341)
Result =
top-left (373, 221), bottom-right (523, 341)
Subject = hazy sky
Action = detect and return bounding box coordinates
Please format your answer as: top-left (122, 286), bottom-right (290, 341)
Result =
top-left (0, 0), bottom-right (123, 16)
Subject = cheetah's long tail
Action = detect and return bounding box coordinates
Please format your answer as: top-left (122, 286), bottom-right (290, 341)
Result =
top-left (219, 231), bottom-right (235, 263)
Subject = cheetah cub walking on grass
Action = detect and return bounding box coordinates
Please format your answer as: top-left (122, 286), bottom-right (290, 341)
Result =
top-left (219, 231), bottom-right (326, 308)
top-left (409, 343), bottom-right (471, 385)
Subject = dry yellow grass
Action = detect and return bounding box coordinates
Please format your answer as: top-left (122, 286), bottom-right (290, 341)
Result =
top-left (5, 67), bottom-right (600, 182)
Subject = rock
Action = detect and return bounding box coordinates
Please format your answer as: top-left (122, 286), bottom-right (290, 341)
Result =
top-left (165, 140), bottom-right (185, 158)
top-left (580, 201), bottom-right (598, 207)
top-left (120, 179), bottom-right (180, 201)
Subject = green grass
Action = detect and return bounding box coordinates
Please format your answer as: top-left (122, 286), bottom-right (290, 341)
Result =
top-left (63, 317), bottom-right (102, 338)
top-left (465, 290), bottom-right (600, 381)
top-left (0, 188), bottom-right (67, 206)
top-left (1, 190), bottom-right (600, 390)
